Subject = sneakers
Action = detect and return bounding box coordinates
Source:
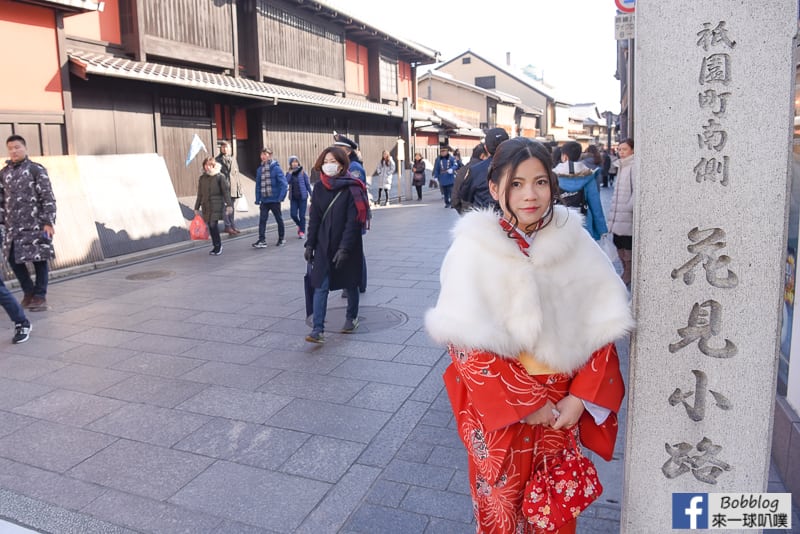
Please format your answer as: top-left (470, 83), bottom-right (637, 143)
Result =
top-left (252, 240), bottom-right (268, 248)
top-left (209, 245), bottom-right (223, 256)
top-left (341, 317), bottom-right (359, 333)
top-left (297, 230), bottom-right (305, 239)
top-left (27, 296), bottom-right (48, 312)
top-left (305, 330), bottom-right (324, 344)
top-left (276, 239), bottom-right (286, 247)
top-left (13, 322), bottom-right (31, 344)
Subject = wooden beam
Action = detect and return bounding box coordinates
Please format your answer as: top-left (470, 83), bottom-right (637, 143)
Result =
top-left (55, 11), bottom-right (75, 155)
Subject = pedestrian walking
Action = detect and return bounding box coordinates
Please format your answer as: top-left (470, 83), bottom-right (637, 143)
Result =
top-left (432, 145), bottom-right (457, 208)
top-left (215, 140), bottom-right (241, 235)
top-left (287, 156), bottom-right (312, 239)
top-left (460, 127), bottom-right (509, 211)
top-left (0, 135), bottom-right (57, 311)
top-left (607, 138), bottom-right (635, 286)
top-left (373, 150), bottom-right (395, 206)
top-left (252, 148), bottom-right (288, 249)
top-left (304, 146), bottom-right (370, 344)
top-left (411, 153), bottom-right (426, 201)
top-left (194, 157), bottom-right (233, 256)
top-left (425, 137), bottom-right (632, 533)
top-left (554, 141), bottom-right (608, 240)
top-left (451, 142), bottom-right (487, 214)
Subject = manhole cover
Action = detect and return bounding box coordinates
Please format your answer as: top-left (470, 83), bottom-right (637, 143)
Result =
top-left (125, 270), bottom-right (175, 281)
top-left (305, 305), bottom-right (408, 333)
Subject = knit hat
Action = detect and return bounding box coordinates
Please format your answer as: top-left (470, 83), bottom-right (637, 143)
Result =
top-left (288, 155), bottom-right (299, 166)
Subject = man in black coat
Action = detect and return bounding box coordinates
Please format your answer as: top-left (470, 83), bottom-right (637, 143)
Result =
top-left (459, 128), bottom-right (509, 211)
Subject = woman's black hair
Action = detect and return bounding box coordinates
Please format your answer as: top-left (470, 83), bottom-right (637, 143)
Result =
top-left (488, 137), bottom-right (559, 235)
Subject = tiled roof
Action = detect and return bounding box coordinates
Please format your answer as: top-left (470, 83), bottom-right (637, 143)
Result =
top-left (68, 49), bottom-right (423, 119)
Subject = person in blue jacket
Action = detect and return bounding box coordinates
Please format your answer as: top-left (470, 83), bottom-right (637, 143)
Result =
top-left (553, 141), bottom-right (608, 240)
top-left (433, 145), bottom-right (457, 208)
top-left (252, 147), bottom-right (288, 248)
top-left (287, 155), bottom-right (312, 239)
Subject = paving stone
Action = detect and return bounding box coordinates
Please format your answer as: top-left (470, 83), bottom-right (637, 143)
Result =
top-left (12, 389), bottom-right (125, 427)
top-left (69, 439), bottom-right (214, 500)
top-left (86, 403), bottom-right (211, 447)
top-left (126, 306), bottom-right (198, 322)
top-left (281, 435), bottom-right (365, 483)
top-left (246, 331), bottom-right (316, 352)
top-left (381, 458), bottom-right (455, 490)
top-left (185, 341), bottom-right (266, 364)
top-left (251, 350), bottom-right (346, 374)
top-left (347, 383), bottom-right (414, 412)
top-left (174, 418), bottom-right (308, 470)
top-left (365, 479), bottom-right (409, 508)
top-left (400, 486), bottom-right (473, 522)
top-left (176, 385), bottom-right (291, 424)
top-left (82, 489), bottom-right (223, 534)
top-left (393, 346), bottom-right (446, 366)
top-left (408, 424), bottom-right (465, 449)
top-left (99, 374), bottom-right (209, 408)
top-left (53, 345), bottom-right (139, 368)
top-left (112, 352), bottom-right (204, 378)
top-left (33, 364), bottom-right (131, 394)
top-left (420, 409), bottom-right (454, 428)
top-left (403, 330), bottom-right (441, 348)
top-left (0, 355), bottom-right (67, 381)
top-left (76, 313), bottom-right (147, 330)
top-left (236, 316), bottom-right (283, 331)
top-left (410, 359), bottom-right (449, 403)
top-left (396, 440), bottom-right (435, 463)
top-left (0, 420), bottom-right (116, 473)
top-left (0, 411), bottom-right (36, 439)
top-left (119, 333), bottom-right (200, 355)
top-left (184, 324), bottom-right (264, 344)
top-left (258, 371), bottom-right (366, 403)
top-left (425, 517), bottom-right (475, 533)
top-left (65, 327), bottom-right (144, 347)
top-left (0, 378), bottom-right (53, 410)
top-left (295, 464), bottom-right (381, 534)
top-left (447, 469), bottom-right (471, 495)
top-left (0, 457), bottom-right (107, 511)
top-left (316, 339), bottom-right (407, 361)
top-left (358, 400), bottom-right (428, 467)
top-left (29, 318), bottom-right (90, 340)
top-left (269, 398), bottom-right (391, 443)
top-left (170, 460), bottom-right (330, 532)
top-left (329, 359), bottom-right (429, 387)
top-left (345, 503), bottom-right (428, 534)
top-left (427, 446), bottom-right (467, 470)
top-left (213, 520), bottom-right (276, 534)
top-left (2, 337), bottom-right (80, 358)
top-left (179, 361), bottom-right (281, 390)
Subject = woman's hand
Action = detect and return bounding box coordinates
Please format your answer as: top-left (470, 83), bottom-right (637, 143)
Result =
top-left (552, 395), bottom-right (586, 430)
top-left (194, 209), bottom-right (201, 216)
top-left (523, 400), bottom-right (558, 427)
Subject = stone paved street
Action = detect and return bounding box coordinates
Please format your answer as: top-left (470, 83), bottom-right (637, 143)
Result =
top-left (0, 186), bottom-right (793, 533)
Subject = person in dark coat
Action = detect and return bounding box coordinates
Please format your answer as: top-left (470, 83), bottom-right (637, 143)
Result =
top-left (287, 156), bottom-right (312, 238)
top-left (451, 142), bottom-right (486, 214)
top-left (0, 135), bottom-right (56, 312)
top-left (460, 127), bottom-right (509, 211)
top-left (304, 146), bottom-right (370, 343)
top-left (194, 157), bottom-right (233, 255)
top-left (411, 153), bottom-right (426, 200)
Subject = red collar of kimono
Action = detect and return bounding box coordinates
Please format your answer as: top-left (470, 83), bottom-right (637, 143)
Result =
top-left (498, 218), bottom-right (531, 257)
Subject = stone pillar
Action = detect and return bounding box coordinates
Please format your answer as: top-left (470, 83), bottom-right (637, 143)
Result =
top-left (622, 3), bottom-right (798, 532)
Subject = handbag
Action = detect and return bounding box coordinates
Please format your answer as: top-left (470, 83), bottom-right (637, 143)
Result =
top-left (523, 430), bottom-right (602, 531)
top-left (234, 194), bottom-right (249, 212)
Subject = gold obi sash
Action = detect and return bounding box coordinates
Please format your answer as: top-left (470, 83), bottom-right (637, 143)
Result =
top-left (518, 351), bottom-right (558, 375)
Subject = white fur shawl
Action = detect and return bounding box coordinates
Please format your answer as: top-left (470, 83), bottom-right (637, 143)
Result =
top-left (425, 206), bottom-right (634, 374)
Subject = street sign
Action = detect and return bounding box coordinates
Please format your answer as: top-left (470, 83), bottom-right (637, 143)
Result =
top-left (615, 0), bottom-right (635, 13)
top-left (615, 13), bottom-right (635, 40)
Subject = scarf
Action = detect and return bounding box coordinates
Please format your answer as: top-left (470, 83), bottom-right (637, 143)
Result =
top-left (320, 172), bottom-right (371, 229)
top-left (259, 162), bottom-right (273, 199)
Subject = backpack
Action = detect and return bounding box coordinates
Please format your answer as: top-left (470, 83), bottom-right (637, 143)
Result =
top-left (557, 161), bottom-right (588, 215)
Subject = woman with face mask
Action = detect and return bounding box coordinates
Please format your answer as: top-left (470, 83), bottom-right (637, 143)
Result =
top-left (303, 146), bottom-right (371, 343)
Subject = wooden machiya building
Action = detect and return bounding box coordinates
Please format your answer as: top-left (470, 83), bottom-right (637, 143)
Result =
top-left (1, 0), bottom-right (439, 199)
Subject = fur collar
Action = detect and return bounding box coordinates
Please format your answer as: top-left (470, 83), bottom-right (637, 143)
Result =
top-left (425, 206), bottom-right (633, 373)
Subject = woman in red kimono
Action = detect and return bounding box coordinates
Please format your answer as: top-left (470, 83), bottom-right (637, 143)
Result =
top-left (425, 138), bottom-right (633, 533)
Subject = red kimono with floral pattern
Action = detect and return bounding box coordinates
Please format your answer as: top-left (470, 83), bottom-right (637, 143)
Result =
top-left (443, 343), bottom-right (624, 534)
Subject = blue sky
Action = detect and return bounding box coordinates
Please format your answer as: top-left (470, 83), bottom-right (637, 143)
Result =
top-left (325, 0), bottom-right (623, 112)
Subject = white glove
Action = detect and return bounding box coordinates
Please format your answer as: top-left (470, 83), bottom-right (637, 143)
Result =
top-left (447, 168), bottom-right (454, 174)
